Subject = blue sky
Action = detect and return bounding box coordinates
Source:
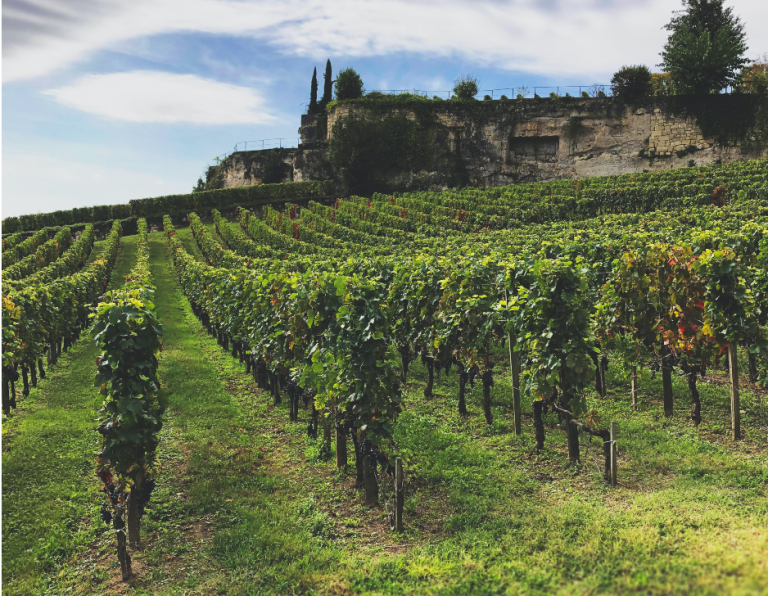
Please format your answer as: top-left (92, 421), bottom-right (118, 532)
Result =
top-left (3, 0), bottom-right (767, 218)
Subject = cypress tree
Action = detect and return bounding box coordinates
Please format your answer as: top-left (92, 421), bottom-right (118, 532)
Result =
top-left (320, 59), bottom-right (333, 108)
top-left (308, 67), bottom-right (318, 114)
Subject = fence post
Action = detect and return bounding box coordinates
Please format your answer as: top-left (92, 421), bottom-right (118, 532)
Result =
top-left (610, 421), bottom-right (617, 486)
top-left (394, 457), bottom-right (404, 531)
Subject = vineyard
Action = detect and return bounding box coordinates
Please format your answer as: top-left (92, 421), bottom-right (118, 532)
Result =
top-left (3, 158), bottom-right (768, 595)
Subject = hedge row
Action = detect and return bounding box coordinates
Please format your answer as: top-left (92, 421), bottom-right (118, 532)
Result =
top-left (2, 180), bottom-right (336, 234)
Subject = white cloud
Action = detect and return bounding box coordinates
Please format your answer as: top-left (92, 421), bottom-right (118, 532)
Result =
top-left (43, 71), bottom-right (276, 124)
top-left (5, 0), bottom-right (767, 83)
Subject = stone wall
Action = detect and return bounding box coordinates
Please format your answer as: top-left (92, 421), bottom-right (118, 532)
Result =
top-left (647, 108), bottom-right (714, 154)
top-left (211, 96), bottom-right (767, 192)
top-left (215, 144), bottom-right (334, 189)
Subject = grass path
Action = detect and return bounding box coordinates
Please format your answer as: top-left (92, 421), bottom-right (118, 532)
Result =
top-left (1, 235), bottom-right (138, 595)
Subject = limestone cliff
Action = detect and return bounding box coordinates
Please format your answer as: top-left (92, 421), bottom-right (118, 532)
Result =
top-left (209, 95), bottom-right (768, 193)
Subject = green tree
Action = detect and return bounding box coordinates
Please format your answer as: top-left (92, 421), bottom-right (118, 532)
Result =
top-left (452, 75), bottom-right (479, 100)
top-left (334, 68), bottom-right (365, 100)
top-left (320, 59), bottom-right (333, 108)
top-left (611, 65), bottom-right (653, 103)
top-left (192, 177), bottom-right (205, 193)
top-left (308, 67), bottom-right (319, 114)
top-left (659, 0), bottom-right (750, 94)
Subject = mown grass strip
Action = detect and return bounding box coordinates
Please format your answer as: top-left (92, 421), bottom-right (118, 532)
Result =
top-left (126, 232), bottom-right (340, 593)
top-left (1, 235), bottom-right (138, 595)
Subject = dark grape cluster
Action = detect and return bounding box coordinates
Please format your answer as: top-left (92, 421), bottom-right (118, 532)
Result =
top-left (100, 503), bottom-right (113, 526)
top-left (136, 478), bottom-right (156, 516)
top-left (360, 438), bottom-right (388, 467)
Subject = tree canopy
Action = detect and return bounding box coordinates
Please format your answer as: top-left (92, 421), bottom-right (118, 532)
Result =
top-left (659, 0), bottom-right (750, 94)
top-left (334, 68), bottom-right (365, 101)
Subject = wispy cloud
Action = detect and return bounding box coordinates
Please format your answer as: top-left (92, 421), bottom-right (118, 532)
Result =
top-left (7, 0), bottom-right (766, 83)
top-left (43, 71), bottom-right (277, 124)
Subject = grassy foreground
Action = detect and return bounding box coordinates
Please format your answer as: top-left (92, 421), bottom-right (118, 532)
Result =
top-left (2, 229), bottom-right (767, 595)
top-left (1, 235), bottom-right (138, 593)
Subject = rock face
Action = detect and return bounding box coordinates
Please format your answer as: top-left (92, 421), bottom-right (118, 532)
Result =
top-left (212, 97), bottom-right (768, 191)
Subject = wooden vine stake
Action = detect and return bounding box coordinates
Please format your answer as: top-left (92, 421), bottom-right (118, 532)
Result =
top-left (507, 333), bottom-right (522, 436)
top-left (728, 343), bottom-right (740, 441)
top-left (610, 421), bottom-right (618, 487)
top-left (505, 290), bottom-right (522, 436)
top-left (630, 366), bottom-right (638, 411)
top-left (394, 457), bottom-right (404, 532)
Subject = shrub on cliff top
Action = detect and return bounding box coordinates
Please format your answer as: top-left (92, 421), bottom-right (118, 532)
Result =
top-left (737, 55), bottom-right (768, 95)
top-left (611, 65), bottom-right (653, 103)
top-left (452, 75), bottom-right (479, 100)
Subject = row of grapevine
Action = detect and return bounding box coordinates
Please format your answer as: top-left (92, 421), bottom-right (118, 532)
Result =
top-left (2, 232), bottom-right (23, 253)
top-left (165, 215), bottom-right (402, 499)
top-left (2, 228), bottom-right (50, 267)
top-left (93, 219), bottom-right (164, 579)
top-left (4, 226), bottom-right (97, 291)
top-left (199, 191), bottom-right (767, 464)
top-left (1, 180), bottom-right (336, 234)
top-left (212, 209), bottom-right (279, 260)
top-left (2, 221), bottom-right (122, 414)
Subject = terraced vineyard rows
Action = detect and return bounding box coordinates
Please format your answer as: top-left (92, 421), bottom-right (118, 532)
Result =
top-left (2, 221), bottom-right (122, 413)
top-left (3, 159), bottom-right (768, 595)
top-left (160, 160), bottom-right (768, 491)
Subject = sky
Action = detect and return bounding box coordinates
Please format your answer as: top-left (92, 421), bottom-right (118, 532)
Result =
top-left (2, 0), bottom-right (767, 218)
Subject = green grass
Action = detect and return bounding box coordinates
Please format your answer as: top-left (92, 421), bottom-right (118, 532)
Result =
top-left (1, 235), bottom-right (138, 594)
top-left (3, 230), bottom-right (767, 595)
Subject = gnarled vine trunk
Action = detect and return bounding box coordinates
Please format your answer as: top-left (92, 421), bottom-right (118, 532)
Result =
top-left (661, 344), bottom-right (674, 418)
top-left (128, 472), bottom-right (143, 548)
top-left (424, 357), bottom-right (434, 398)
top-left (398, 344), bottom-right (411, 384)
top-left (335, 418), bottom-right (348, 468)
top-left (21, 365), bottom-right (29, 397)
top-left (457, 364), bottom-right (468, 416)
top-left (2, 374), bottom-right (10, 416)
top-left (533, 400), bottom-right (545, 450)
top-left (687, 371), bottom-right (701, 426)
top-left (363, 456), bottom-right (378, 506)
top-left (481, 369), bottom-right (493, 425)
top-left (351, 430), bottom-right (364, 488)
top-left (590, 350), bottom-right (603, 396)
top-left (114, 504), bottom-right (132, 580)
